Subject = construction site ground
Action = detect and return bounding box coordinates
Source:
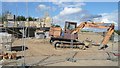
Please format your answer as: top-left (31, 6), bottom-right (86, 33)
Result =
top-left (2, 32), bottom-right (119, 66)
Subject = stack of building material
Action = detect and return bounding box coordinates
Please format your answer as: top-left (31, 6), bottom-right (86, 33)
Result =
top-left (45, 32), bottom-right (50, 38)
top-left (35, 30), bottom-right (45, 39)
top-left (2, 51), bottom-right (17, 60)
top-left (0, 33), bottom-right (12, 51)
top-left (0, 33), bottom-right (12, 43)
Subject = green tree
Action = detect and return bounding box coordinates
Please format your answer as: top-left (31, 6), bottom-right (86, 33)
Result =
top-left (0, 15), bottom-right (2, 22)
top-left (115, 30), bottom-right (120, 35)
top-left (55, 25), bottom-right (60, 27)
top-left (51, 23), bottom-right (60, 27)
top-left (28, 17), bottom-right (33, 21)
top-left (21, 16), bottom-right (26, 21)
top-left (16, 16), bottom-right (26, 21)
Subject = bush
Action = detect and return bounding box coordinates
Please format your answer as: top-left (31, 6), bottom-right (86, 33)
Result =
top-left (115, 30), bottom-right (120, 35)
top-left (51, 24), bottom-right (61, 27)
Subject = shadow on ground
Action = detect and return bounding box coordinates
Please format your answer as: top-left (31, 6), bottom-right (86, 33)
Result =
top-left (11, 46), bottom-right (28, 52)
top-left (16, 56), bottom-right (24, 60)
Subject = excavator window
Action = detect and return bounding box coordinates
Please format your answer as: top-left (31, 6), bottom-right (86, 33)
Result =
top-left (68, 24), bottom-right (76, 30)
top-left (65, 21), bottom-right (77, 30)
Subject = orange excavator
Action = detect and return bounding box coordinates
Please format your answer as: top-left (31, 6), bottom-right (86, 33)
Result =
top-left (49, 21), bottom-right (114, 50)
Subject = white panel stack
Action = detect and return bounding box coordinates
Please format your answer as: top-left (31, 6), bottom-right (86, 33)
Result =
top-left (0, 33), bottom-right (12, 43)
top-left (35, 32), bottom-right (45, 39)
top-left (45, 32), bottom-right (50, 38)
top-left (0, 33), bottom-right (12, 51)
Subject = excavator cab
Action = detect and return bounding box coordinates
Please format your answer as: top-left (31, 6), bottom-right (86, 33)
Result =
top-left (64, 21), bottom-right (77, 33)
top-left (64, 21), bottom-right (78, 40)
top-left (49, 21), bottom-right (77, 38)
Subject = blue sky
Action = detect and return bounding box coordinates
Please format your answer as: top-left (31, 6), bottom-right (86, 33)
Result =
top-left (2, 2), bottom-right (60, 17)
top-left (83, 2), bottom-right (118, 14)
top-left (1, 2), bottom-right (118, 30)
top-left (2, 2), bottom-right (118, 17)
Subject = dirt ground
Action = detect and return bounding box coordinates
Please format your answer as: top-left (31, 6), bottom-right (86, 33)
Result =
top-left (2, 32), bottom-right (119, 66)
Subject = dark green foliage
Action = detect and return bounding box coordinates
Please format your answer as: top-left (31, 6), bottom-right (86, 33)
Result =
top-left (0, 15), bottom-right (2, 22)
top-left (51, 24), bottom-right (61, 27)
top-left (55, 25), bottom-right (60, 27)
top-left (16, 16), bottom-right (36, 21)
top-left (16, 16), bottom-right (26, 21)
top-left (115, 30), bottom-right (120, 35)
top-left (2, 11), bottom-right (37, 21)
top-left (28, 17), bottom-right (33, 21)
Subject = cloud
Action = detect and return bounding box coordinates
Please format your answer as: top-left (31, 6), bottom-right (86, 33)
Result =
top-left (59, 7), bottom-right (82, 15)
top-left (52, 2), bottom-right (86, 27)
top-left (53, 2), bottom-right (85, 8)
top-left (80, 14), bottom-right (102, 22)
top-left (79, 10), bottom-right (118, 24)
top-left (38, 4), bottom-right (47, 9)
top-left (52, 1), bottom-right (118, 29)
top-left (88, 10), bottom-right (118, 30)
top-left (2, 0), bottom-right (41, 2)
top-left (2, 0), bottom-right (119, 2)
top-left (93, 10), bottom-right (118, 28)
top-left (100, 11), bottom-right (118, 24)
top-left (36, 4), bottom-right (57, 14)
top-left (53, 9), bottom-right (118, 30)
top-left (37, 4), bottom-right (51, 11)
top-left (53, 10), bottom-right (88, 28)
top-left (50, 0), bottom-right (119, 2)
top-left (79, 10), bottom-right (118, 31)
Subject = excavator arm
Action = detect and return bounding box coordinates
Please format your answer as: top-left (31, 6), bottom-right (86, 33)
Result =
top-left (99, 24), bottom-right (114, 49)
top-left (71, 22), bottom-right (114, 49)
top-left (71, 22), bottom-right (109, 34)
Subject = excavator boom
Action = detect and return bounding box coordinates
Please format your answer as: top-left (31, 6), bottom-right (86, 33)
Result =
top-left (71, 22), bottom-right (109, 34)
top-left (71, 22), bottom-right (114, 49)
